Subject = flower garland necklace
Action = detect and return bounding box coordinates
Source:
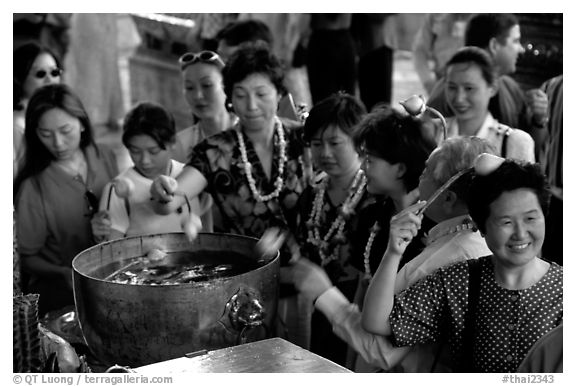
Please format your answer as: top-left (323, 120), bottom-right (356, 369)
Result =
top-left (235, 117), bottom-right (287, 202)
top-left (363, 222), bottom-right (381, 280)
top-left (306, 169), bottom-right (367, 266)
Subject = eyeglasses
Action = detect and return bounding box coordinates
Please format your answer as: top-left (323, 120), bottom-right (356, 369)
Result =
top-left (178, 51), bottom-right (224, 70)
top-left (34, 68), bottom-right (63, 80)
top-left (84, 190), bottom-right (98, 217)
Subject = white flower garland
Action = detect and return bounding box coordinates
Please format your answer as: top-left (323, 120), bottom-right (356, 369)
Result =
top-left (306, 169), bottom-right (367, 267)
top-left (363, 221), bottom-right (381, 280)
top-left (236, 117), bottom-right (287, 202)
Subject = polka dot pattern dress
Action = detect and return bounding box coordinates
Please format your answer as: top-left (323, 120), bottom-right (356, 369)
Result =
top-left (389, 256), bottom-right (563, 372)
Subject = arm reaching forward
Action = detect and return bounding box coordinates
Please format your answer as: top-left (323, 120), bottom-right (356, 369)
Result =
top-left (150, 166), bottom-right (208, 215)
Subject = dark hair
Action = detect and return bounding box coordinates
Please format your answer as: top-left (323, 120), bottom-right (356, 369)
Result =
top-left (465, 13), bottom-right (519, 49)
top-left (466, 160), bottom-right (551, 234)
top-left (216, 19), bottom-right (273, 48)
top-left (13, 42), bottom-right (62, 110)
top-left (353, 106), bottom-right (437, 192)
top-left (445, 46), bottom-right (497, 86)
top-left (303, 92), bottom-right (367, 144)
top-left (122, 102), bottom-right (176, 150)
top-left (223, 42), bottom-right (287, 101)
top-left (15, 84), bottom-right (94, 195)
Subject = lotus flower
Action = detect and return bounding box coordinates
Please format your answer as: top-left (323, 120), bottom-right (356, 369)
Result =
top-left (256, 227), bottom-right (286, 258)
top-left (113, 177), bottom-right (135, 199)
top-left (146, 248), bottom-right (167, 263)
top-left (400, 95), bottom-right (426, 116)
top-left (400, 94), bottom-right (447, 140)
top-left (474, 153), bottom-right (506, 176)
top-left (181, 213), bottom-right (202, 242)
top-left (165, 176), bottom-right (179, 193)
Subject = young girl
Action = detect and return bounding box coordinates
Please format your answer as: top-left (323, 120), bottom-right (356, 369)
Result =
top-left (296, 92), bottom-right (370, 364)
top-left (100, 102), bottom-right (202, 240)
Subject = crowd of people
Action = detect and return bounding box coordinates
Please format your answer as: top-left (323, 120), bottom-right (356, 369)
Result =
top-left (13, 13), bottom-right (562, 373)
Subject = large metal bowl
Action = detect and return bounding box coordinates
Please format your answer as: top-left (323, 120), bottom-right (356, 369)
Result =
top-left (72, 232), bottom-right (279, 368)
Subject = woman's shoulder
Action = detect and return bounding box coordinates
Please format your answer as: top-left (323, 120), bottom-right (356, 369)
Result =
top-left (15, 171), bottom-right (48, 206)
top-left (546, 260), bottom-right (563, 279)
top-left (189, 129), bottom-right (238, 169)
top-left (506, 126), bottom-right (534, 145)
top-left (201, 127), bottom-right (238, 144)
top-left (436, 254), bottom-right (492, 277)
top-left (177, 124), bottom-right (204, 144)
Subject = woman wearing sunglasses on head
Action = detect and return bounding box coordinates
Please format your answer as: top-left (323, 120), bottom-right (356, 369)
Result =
top-left (14, 84), bottom-right (118, 317)
top-left (151, 42), bottom-right (308, 345)
top-left (172, 51), bottom-right (237, 231)
top-left (14, 42), bottom-right (63, 180)
top-left (172, 50), bottom-right (237, 163)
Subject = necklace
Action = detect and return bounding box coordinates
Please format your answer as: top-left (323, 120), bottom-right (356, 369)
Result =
top-left (425, 217), bottom-right (477, 245)
top-left (236, 117), bottom-right (287, 202)
top-left (363, 221), bottom-right (381, 280)
top-left (55, 152), bottom-right (87, 182)
top-left (306, 169), bottom-right (367, 267)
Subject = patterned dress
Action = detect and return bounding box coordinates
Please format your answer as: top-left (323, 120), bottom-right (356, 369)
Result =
top-left (390, 256), bottom-right (563, 372)
top-left (188, 119), bottom-right (306, 263)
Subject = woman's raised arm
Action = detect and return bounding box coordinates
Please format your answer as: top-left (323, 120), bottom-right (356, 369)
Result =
top-left (361, 201), bottom-right (426, 335)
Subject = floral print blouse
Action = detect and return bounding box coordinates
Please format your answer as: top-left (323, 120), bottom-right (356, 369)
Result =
top-left (188, 119), bottom-right (306, 263)
top-left (389, 255), bottom-right (563, 372)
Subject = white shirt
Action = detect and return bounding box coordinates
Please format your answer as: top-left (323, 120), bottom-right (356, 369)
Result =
top-left (100, 159), bottom-right (202, 237)
top-left (442, 113), bottom-right (535, 162)
top-left (314, 215), bottom-right (492, 371)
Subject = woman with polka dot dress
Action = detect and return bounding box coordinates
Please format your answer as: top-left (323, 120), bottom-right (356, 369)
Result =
top-left (362, 158), bottom-right (562, 372)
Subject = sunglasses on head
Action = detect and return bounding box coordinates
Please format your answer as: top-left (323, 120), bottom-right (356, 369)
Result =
top-left (84, 190), bottom-right (98, 217)
top-left (178, 51), bottom-right (224, 70)
top-left (34, 68), bottom-right (63, 80)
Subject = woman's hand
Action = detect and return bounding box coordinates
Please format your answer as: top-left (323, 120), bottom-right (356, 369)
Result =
top-left (91, 210), bottom-right (111, 244)
top-left (292, 258), bottom-right (333, 302)
top-left (150, 175), bottom-right (179, 215)
top-left (387, 200), bottom-right (426, 259)
top-left (256, 227), bottom-right (287, 258)
top-left (525, 88), bottom-right (548, 127)
top-left (150, 175), bottom-right (178, 202)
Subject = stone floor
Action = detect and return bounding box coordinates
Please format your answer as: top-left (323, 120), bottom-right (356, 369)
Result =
top-left (98, 49), bottom-right (427, 173)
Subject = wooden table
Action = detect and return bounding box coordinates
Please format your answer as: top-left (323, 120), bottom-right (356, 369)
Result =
top-left (136, 338), bottom-right (352, 373)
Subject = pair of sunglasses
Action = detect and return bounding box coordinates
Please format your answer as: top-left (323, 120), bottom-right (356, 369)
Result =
top-left (84, 190), bottom-right (99, 217)
top-left (178, 51), bottom-right (224, 70)
top-left (34, 68), bottom-right (63, 79)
